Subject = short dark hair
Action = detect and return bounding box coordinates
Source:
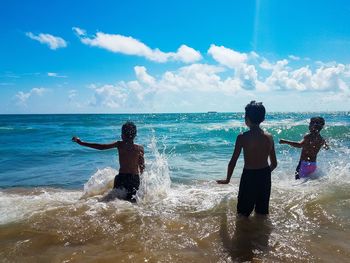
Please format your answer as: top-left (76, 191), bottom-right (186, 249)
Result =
top-left (245, 101), bottom-right (266, 125)
top-left (122, 121), bottom-right (137, 140)
top-left (310, 117), bottom-right (325, 131)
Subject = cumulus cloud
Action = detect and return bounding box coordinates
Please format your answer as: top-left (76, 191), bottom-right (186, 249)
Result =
top-left (208, 44), bottom-right (247, 68)
top-left (86, 63), bottom-right (251, 111)
top-left (90, 59), bottom-right (350, 110)
top-left (134, 66), bottom-right (155, 85)
top-left (89, 84), bottom-right (128, 108)
top-left (15, 88), bottom-right (47, 105)
top-left (72, 27), bottom-right (201, 63)
top-left (172, 45), bottom-right (202, 63)
top-left (26, 32), bottom-right (67, 50)
top-left (264, 60), bottom-right (350, 91)
top-left (60, 41), bottom-right (350, 111)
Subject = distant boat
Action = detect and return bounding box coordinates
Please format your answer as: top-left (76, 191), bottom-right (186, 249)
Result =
top-left (207, 111), bottom-right (217, 113)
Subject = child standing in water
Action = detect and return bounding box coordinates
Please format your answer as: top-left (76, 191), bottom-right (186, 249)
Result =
top-left (279, 117), bottom-right (329, 179)
top-left (72, 121), bottom-right (145, 202)
top-left (217, 101), bottom-right (277, 217)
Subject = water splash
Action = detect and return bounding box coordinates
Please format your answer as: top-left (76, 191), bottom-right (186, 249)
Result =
top-left (82, 167), bottom-right (115, 198)
top-left (136, 136), bottom-right (171, 203)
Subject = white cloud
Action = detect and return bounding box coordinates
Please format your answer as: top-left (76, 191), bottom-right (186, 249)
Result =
top-left (68, 89), bottom-right (77, 100)
top-left (84, 56), bottom-right (350, 111)
top-left (89, 84), bottom-right (128, 108)
top-left (15, 88), bottom-right (47, 105)
top-left (26, 32), bottom-right (67, 50)
top-left (260, 59), bottom-right (289, 71)
top-left (288, 55), bottom-right (300, 61)
top-left (72, 27), bottom-right (86, 36)
top-left (208, 44), bottom-right (247, 69)
top-left (235, 64), bottom-right (259, 90)
top-left (48, 72), bottom-right (67, 78)
top-left (264, 60), bottom-right (350, 92)
top-left (249, 51), bottom-right (260, 59)
top-left (73, 27), bottom-right (201, 63)
top-left (172, 45), bottom-right (202, 63)
top-left (59, 45), bottom-right (350, 112)
top-left (86, 63), bottom-right (246, 111)
top-left (311, 64), bottom-right (348, 91)
top-left (134, 66), bottom-right (156, 85)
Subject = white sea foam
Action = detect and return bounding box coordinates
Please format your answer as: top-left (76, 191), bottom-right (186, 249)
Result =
top-left (82, 167), bottom-right (116, 198)
top-left (0, 189), bottom-right (81, 225)
top-left (78, 135), bottom-right (171, 203)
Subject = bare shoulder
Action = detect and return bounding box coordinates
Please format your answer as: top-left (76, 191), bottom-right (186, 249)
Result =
top-left (304, 133), bottom-right (312, 140)
top-left (114, 140), bottom-right (123, 148)
top-left (263, 130), bottom-right (273, 138)
top-left (240, 131), bottom-right (248, 137)
top-left (135, 144), bottom-right (144, 152)
top-left (237, 132), bottom-right (245, 141)
top-left (263, 131), bottom-right (274, 141)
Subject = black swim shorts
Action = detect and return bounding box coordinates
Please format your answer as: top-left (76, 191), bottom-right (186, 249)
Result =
top-left (113, 173), bottom-right (140, 202)
top-left (237, 166), bottom-right (271, 216)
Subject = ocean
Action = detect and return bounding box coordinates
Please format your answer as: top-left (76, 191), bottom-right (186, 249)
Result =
top-left (0, 113), bottom-right (349, 262)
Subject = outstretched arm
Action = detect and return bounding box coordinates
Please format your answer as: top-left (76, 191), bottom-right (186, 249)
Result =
top-left (279, 138), bottom-right (304, 148)
top-left (217, 134), bottom-right (243, 184)
top-left (72, 136), bottom-right (119, 150)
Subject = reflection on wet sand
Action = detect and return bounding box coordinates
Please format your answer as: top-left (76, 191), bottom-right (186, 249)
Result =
top-left (220, 209), bottom-right (272, 262)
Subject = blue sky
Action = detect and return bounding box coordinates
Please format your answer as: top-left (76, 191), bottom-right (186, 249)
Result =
top-left (1, 0), bottom-right (350, 113)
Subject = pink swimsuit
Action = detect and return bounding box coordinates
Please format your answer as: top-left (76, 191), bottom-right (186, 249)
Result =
top-left (299, 161), bottom-right (317, 178)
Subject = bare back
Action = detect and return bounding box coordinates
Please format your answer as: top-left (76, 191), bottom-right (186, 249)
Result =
top-left (241, 129), bottom-right (274, 169)
top-left (117, 141), bottom-right (145, 174)
top-left (300, 133), bottom-right (324, 162)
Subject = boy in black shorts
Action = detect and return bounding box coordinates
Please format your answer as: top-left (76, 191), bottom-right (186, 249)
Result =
top-left (72, 121), bottom-right (145, 202)
top-left (217, 101), bottom-right (277, 216)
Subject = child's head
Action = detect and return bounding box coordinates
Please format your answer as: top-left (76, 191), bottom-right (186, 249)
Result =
top-left (245, 101), bottom-right (266, 126)
top-left (121, 121), bottom-right (137, 141)
top-left (309, 117), bottom-right (325, 133)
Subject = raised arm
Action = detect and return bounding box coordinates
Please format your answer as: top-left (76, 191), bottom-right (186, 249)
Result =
top-left (279, 138), bottom-right (304, 148)
top-left (217, 134), bottom-right (243, 184)
top-left (72, 136), bottom-right (119, 150)
top-left (269, 137), bottom-right (277, 172)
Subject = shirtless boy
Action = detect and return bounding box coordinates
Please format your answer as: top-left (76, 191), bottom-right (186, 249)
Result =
top-left (217, 101), bottom-right (277, 217)
top-left (72, 121), bottom-right (145, 202)
top-left (279, 117), bottom-right (328, 179)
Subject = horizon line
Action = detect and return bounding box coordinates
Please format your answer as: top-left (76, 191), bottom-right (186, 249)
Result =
top-left (0, 110), bottom-right (349, 115)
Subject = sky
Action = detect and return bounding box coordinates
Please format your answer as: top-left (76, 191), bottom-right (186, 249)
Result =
top-left (1, 0), bottom-right (350, 113)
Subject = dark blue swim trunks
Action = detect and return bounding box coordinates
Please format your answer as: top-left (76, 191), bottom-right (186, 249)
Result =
top-left (113, 173), bottom-right (140, 202)
top-left (237, 166), bottom-right (271, 216)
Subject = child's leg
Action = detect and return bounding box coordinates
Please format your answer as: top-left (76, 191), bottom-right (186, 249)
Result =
top-left (255, 167), bottom-right (271, 215)
top-left (237, 170), bottom-right (255, 217)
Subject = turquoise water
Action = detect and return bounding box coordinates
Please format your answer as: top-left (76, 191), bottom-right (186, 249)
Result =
top-left (1, 112), bottom-right (349, 188)
top-left (0, 113), bottom-right (350, 262)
